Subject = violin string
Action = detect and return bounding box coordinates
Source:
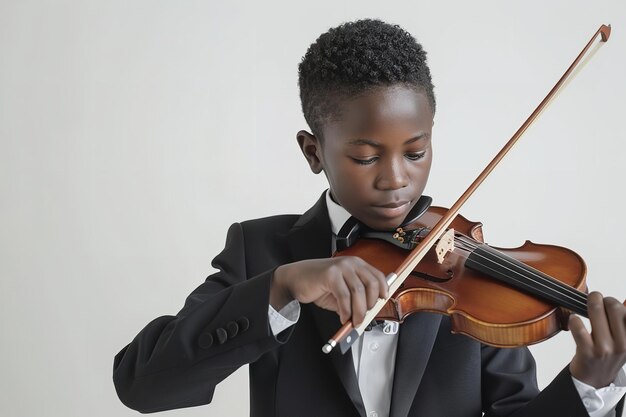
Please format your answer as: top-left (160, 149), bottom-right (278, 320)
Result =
top-left (410, 228), bottom-right (587, 309)
top-left (464, 251), bottom-right (588, 314)
top-left (453, 234), bottom-right (588, 308)
top-left (449, 244), bottom-right (588, 314)
top-left (432, 233), bottom-right (589, 313)
top-left (457, 237), bottom-right (588, 311)
top-left (452, 234), bottom-right (585, 299)
top-left (453, 234), bottom-right (588, 305)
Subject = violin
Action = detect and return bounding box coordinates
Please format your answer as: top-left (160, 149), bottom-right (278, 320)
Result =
top-left (333, 202), bottom-right (587, 351)
top-left (322, 24), bottom-right (613, 355)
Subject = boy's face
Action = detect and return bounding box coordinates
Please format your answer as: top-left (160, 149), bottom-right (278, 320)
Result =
top-left (298, 85), bottom-right (434, 230)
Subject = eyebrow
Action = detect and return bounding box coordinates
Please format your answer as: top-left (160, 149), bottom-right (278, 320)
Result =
top-left (348, 134), bottom-right (428, 147)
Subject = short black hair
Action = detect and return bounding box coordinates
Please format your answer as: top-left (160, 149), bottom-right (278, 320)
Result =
top-left (298, 19), bottom-right (436, 139)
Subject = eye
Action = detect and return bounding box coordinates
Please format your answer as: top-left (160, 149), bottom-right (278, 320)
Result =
top-left (351, 157), bottom-right (378, 165)
top-left (406, 151), bottom-right (426, 161)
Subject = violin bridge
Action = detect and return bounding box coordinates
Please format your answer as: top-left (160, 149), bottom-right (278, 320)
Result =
top-left (435, 229), bottom-right (455, 264)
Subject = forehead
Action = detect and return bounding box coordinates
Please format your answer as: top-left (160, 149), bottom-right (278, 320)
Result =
top-left (322, 85), bottom-right (433, 141)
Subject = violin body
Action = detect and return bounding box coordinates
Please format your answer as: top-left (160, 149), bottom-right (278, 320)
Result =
top-left (335, 207), bottom-right (588, 348)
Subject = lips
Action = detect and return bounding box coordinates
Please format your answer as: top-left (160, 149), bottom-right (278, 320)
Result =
top-left (370, 200), bottom-right (411, 219)
top-left (375, 201), bottom-right (410, 208)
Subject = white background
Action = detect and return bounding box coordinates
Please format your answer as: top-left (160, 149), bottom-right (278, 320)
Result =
top-left (1, 1), bottom-right (625, 416)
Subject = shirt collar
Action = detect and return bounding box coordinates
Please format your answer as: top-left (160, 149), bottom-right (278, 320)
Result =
top-left (325, 189), bottom-right (353, 235)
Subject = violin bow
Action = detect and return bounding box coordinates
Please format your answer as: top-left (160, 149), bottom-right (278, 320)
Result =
top-left (323, 24), bottom-right (612, 355)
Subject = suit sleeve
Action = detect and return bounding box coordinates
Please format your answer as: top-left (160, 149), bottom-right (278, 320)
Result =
top-left (481, 344), bottom-right (625, 417)
top-left (112, 222), bottom-right (292, 413)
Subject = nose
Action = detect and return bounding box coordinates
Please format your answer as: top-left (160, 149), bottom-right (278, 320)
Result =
top-left (376, 157), bottom-right (409, 190)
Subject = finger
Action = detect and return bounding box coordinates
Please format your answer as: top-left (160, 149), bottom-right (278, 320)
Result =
top-left (350, 256), bottom-right (388, 299)
top-left (360, 269), bottom-right (380, 310)
top-left (330, 277), bottom-right (352, 324)
top-left (604, 297), bottom-right (626, 352)
top-left (587, 292), bottom-right (612, 348)
top-left (569, 314), bottom-right (593, 350)
top-left (368, 264), bottom-right (389, 299)
top-left (344, 271), bottom-right (367, 326)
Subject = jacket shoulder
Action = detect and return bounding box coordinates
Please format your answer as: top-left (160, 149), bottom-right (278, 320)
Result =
top-left (240, 214), bottom-right (300, 232)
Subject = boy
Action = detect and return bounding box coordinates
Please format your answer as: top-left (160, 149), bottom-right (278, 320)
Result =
top-left (113, 19), bottom-right (626, 416)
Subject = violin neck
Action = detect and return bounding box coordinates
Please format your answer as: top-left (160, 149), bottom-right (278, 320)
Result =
top-left (465, 245), bottom-right (589, 317)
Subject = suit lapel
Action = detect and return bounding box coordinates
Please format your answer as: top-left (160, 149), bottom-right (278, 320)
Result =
top-left (287, 193), bottom-right (367, 417)
top-left (389, 313), bottom-right (442, 417)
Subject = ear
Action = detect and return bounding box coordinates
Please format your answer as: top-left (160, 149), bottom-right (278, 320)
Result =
top-left (296, 130), bottom-right (324, 174)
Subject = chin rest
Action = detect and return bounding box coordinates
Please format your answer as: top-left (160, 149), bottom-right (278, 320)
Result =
top-left (335, 195), bottom-right (432, 251)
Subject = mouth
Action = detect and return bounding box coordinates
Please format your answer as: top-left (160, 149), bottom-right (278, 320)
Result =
top-left (370, 200), bottom-right (411, 219)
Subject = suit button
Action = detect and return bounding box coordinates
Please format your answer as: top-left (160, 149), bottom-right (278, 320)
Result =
top-left (198, 332), bottom-right (213, 349)
top-left (237, 317), bottom-right (250, 332)
top-left (215, 327), bottom-right (228, 344)
top-left (226, 321), bottom-right (239, 338)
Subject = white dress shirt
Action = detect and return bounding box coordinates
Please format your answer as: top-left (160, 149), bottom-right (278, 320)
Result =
top-left (268, 189), bottom-right (625, 417)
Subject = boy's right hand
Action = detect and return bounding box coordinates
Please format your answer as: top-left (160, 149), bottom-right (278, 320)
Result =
top-left (270, 257), bottom-right (389, 326)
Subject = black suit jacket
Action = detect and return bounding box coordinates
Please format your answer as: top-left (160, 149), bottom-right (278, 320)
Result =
top-left (113, 193), bottom-right (623, 416)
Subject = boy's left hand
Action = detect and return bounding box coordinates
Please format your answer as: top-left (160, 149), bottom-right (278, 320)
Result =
top-left (569, 291), bottom-right (626, 388)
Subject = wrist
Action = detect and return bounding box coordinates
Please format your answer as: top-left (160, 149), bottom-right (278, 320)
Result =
top-left (270, 265), bottom-right (294, 311)
top-left (569, 362), bottom-right (615, 389)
